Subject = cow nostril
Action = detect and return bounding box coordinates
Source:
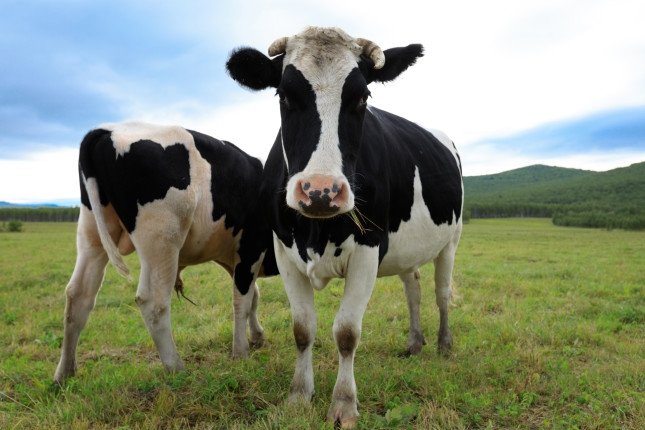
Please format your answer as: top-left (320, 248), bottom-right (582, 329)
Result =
top-left (330, 182), bottom-right (347, 204)
top-left (303, 182), bottom-right (311, 191)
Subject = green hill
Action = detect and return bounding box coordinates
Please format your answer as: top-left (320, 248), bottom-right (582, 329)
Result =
top-left (464, 162), bottom-right (645, 230)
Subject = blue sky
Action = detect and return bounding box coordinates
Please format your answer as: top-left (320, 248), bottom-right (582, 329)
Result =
top-left (1, 0), bottom-right (644, 203)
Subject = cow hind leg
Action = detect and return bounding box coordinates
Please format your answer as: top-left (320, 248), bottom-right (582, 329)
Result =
top-left (135, 241), bottom-right (184, 372)
top-left (248, 283), bottom-right (265, 348)
top-left (434, 244), bottom-right (457, 356)
top-left (399, 270), bottom-right (427, 356)
top-left (54, 214), bottom-right (109, 383)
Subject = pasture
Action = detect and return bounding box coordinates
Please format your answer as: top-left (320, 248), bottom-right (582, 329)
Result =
top-left (0, 219), bottom-right (643, 429)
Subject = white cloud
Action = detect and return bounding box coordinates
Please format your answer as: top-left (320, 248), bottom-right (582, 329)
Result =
top-left (0, 148), bottom-right (79, 203)
top-left (118, 92), bottom-right (280, 161)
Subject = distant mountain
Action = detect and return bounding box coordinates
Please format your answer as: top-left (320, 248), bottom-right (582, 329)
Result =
top-left (463, 162), bottom-right (645, 229)
top-left (0, 199), bottom-right (79, 208)
top-left (0, 201), bottom-right (58, 208)
top-left (464, 165), bottom-right (592, 196)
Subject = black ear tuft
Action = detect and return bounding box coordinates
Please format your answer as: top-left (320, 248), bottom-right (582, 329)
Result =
top-left (226, 47), bottom-right (282, 90)
top-left (363, 44), bottom-right (424, 84)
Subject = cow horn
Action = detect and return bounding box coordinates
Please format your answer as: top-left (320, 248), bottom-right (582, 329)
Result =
top-left (355, 38), bottom-right (385, 69)
top-left (268, 36), bottom-right (288, 57)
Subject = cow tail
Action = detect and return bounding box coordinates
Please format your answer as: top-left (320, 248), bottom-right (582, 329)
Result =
top-left (79, 129), bottom-right (131, 280)
top-left (83, 175), bottom-right (131, 280)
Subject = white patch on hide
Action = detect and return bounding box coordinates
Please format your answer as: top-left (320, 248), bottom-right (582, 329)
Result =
top-left (377, 166), bottom-right (460, 276)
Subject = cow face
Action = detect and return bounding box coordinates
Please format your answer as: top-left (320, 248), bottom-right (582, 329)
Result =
top-left (227, 27), bottom-right (424, 218)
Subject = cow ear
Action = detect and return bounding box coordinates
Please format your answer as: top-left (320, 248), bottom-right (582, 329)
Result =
top-left (226, 47), bottom-right (283, 90)
top-left (362, 44), bottom-right (424, 84)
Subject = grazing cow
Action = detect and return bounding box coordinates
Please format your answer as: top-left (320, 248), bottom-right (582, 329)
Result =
top-left (227, 27), bottom-right (463, 427)
top-left (54, 122), bottom-right (277, 384)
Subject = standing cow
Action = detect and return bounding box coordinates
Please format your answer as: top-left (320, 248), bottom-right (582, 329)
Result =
top-left (54, 122), bottom-right (277, 384)
top-left (227, 27), bottom-right (463, 428)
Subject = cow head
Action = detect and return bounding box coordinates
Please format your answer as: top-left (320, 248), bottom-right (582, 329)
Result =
top-left (227, 27), bottom-right (423, 218)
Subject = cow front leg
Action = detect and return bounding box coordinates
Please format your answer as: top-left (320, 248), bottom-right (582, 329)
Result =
top-left (400, 270), bottom-right (426, 356)
top-left (231, 284), bottom-right (261, 358)
top-left (232, 251), bottom-right (265, 357)
top-left (280, 276), bottom-right (316, 402)
top-left (274, 239), bottom-right (316, 402)
top-left (286, 282), bottom-right (316, 403)
top-left (327, 245), bottom-right (379, 429)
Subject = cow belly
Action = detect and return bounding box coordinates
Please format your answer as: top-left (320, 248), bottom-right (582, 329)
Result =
top-left (378, 215), bottom-right (458, 276)
top-left (179, 215), bottom-right (239, 271)
top-left (377, 166), bottom-right (460, 277)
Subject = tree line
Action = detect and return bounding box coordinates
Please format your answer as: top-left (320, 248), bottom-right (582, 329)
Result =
top-left (1, 201), bottom-right (642, 231)
top-left (464, 203), bottom-right (644, 230)
top-left (0, 207), bottom-right (80, 222)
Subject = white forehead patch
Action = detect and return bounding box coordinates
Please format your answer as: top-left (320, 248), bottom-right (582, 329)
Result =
top-left (282, 27), bottom-right (362, 80)
top-left (98, 121), bottom-right (194, 157)
top-left (281, 28), bottom-right (364, 178)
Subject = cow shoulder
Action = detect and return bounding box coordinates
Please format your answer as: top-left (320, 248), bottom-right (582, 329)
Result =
top-left (364, 108), bottom-right (463, 227)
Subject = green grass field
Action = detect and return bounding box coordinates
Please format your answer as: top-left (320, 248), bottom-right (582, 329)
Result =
top-left (1, 219), bottom-right (643, 429)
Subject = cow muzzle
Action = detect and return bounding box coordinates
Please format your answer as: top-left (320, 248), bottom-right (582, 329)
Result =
top-left (288, 174), bottom-right (352, 218)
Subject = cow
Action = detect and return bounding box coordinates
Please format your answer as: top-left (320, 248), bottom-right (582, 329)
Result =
top-left (226, 27), bottom-right (463, 428)
top-left (54, 122), bottom-right (277, 384)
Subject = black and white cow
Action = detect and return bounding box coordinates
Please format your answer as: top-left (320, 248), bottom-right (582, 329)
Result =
top-left (227, 27), bottom-right (463, 427)
top-left (54, 122), bottom-right (277, 384)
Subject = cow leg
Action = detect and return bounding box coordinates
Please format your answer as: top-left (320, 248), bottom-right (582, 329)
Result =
top-left (248, 283), bottom-right (265, 348)
top-left (434, 242), bottom-right (458, 356)
top-left (232, 249), bottom-right (265, 357)
top-left (54, 210), bottom-right (108, 383)
top-left (232, 284), bottom-right (260, 358)
top-left (399, 269), bottom-right (426, 356)
top-left (327, 245), bottom-right (379, 429)
top-left (135, 243), bottom-right (184, 372)
top-left (285, 279), bottom-right (316, 403)
top-left (274, 241), bottom-right (317, 402)
top-left (287, 285), bottom-right (316, 402)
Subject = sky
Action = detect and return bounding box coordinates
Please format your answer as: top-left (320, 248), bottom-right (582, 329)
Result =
top-left (1, 0), bottom-right (644, 204)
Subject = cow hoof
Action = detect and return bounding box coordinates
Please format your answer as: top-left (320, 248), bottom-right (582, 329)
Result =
top-left (399, 332), bottom-right (426, 357)
top-left (407, 338), bottom-right (427, 356)
top-left (53, 362), bottom-right (76, 385)
top-left (249, 332), bottom-right (265, 349)
top-left (438, 332), bottom-right (453, 357)
top-left (232, 347), bottom-right (250, 359)
top-left (334, 416), bottom-right (358, 429)
top-left (49, 381), bottom-right (64, 394)
top-left (327, 400), bottom-right (358, 429)
top-left (288, 390), bottom-right (314, 404)
top-left (163, 358), bottom-right (186, 372)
